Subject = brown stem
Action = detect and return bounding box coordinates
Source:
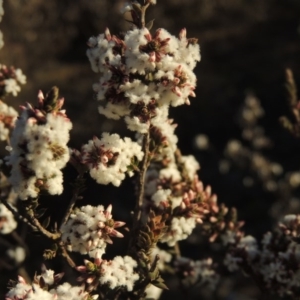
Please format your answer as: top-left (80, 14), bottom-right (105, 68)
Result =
top-left (25, 209), bottom-right (60, 240)
top-left (139, 2), bottom-right (150, 28)
top-left (174, 242), bottom-right (181, 259)
top-left (18, 266), bottom-right (31, 283)
top-left (59, 242), bottom-right (76, 269)
top-left (135, 131), bottom-right (150, 224)
top-left (0, 200), bottom-right (37, 232)
top-left (60, 174), bottom-right (84, 228)
top-left (128, 131), bottom-right (150, 252)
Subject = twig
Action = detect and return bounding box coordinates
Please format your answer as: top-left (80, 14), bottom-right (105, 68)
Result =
top-left (60, 174), bottom-right (84, 228)
top-left (18, 266), bottom-right (31, 283)
top-left (174, 242), bottom-right (181, 259)
top-left (139, 2), bottom-right (150, 28)
top-left (59, 242), bottom-right (76, 269)
top-left (128, 131), bottom-right (150, 252)
top-left (25, 209), bottom-right (60, 240)
top-left (0, 200), bottom-right (37, 232)
top-left (134, 131), bottom-right (150, 224)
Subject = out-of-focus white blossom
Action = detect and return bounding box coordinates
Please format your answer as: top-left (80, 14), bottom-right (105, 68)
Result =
top-left (6, 246), bottom-right (26, 264)
top-left (174, 257), bottom-right (219, 290)
top-left (145, 285), bottom-right (163, 300)
top-left (0, 203), bottom-right (17, 234)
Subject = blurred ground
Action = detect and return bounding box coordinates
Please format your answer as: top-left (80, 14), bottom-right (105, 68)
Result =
top-left (1, 0), bottom-right (300, 299)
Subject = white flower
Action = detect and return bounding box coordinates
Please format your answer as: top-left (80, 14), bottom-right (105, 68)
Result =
top-left (151, 189), bottom-right (171, 207)
top-left (145, 285), bottom-right (163, 300)
top-left (4, 79), bottom-right (21, 97)
top-left (81, 133), bottom-right (143, 186)
top-left (50, 282), bottom-right (90, 300)
top-left (0, 100), bottom-right (18, 141)
top-left (6, 277), bottom-right (54, 300)
top-left (15, 68), bottom-right (27, 85)
top-left (181, 155), bottom-right (200, 180)
top-left (99, 256), bottom-right (139, 291)
top-left (61, 204), bottom-right (125, 258)
top-left (161, 217), bottom-right (196, 246)
top-left (7, 98), bottom-right (72, 200)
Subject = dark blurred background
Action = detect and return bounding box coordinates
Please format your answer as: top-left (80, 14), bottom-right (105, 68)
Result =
top-left (1, 0), bottom-right (300, 299)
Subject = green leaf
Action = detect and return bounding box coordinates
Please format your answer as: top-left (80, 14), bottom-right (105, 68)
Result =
top-left (146, 19), bottom-right (155, 30)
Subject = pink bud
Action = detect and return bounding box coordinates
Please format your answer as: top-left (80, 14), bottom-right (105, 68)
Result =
top-left (179, 28), bottom-right (187, 40)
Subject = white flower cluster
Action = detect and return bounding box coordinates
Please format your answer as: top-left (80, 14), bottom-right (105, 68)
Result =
top-left (0, 65), bottom-right (27, 97)
top-left (6, 276), bottom-right (96, 300)
top-left (175, 257), bottom-right (219, 290)
top-left (145, 285), bottom-right (163, 300)
top-left (87, 26), bottom-right (200, 133)
top-left (99, 256), bottom-right (139, 291)
top-left (145, 154), bottom-right (202, 246)
top-left (81, 133), bottom-right (143, 186)
top-left (225, 215), bottom-right (300, 297)
top-left (61, 204), bottom-right (124, 258)
top-left (7, 94), bottom-right (72, 200)
top-left (161, 217), bottom-right (196, 247)
top-left (0, 100), bottom-right (18, 141)
top-left (0, 203), bottom-right (17, 234)
top-left (224, 235), bottom-right (258, 272)
top-left (4, 68), bottom-right (26, 96)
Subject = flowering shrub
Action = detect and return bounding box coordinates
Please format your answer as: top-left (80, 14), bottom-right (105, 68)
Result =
top-left (1, 0), bottom-right (300, 299)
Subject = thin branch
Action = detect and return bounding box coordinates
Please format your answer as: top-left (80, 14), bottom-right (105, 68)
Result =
top-left (128, 131), bottom-right (150, 252)
top-left (174, 242), bottom-right (181, 259)
top-left (139, 3), bottom-right (150, 28)
top-left (60, 174), bottom-right (84, 228)
top-left (59, 242), bottom-right (76, 269)
top-left (0, 200), bottom-right (37, 232)
top-left (25, 209), bottom-right (60, 240)
top-left (135, 131), bottom-right (150, 224)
